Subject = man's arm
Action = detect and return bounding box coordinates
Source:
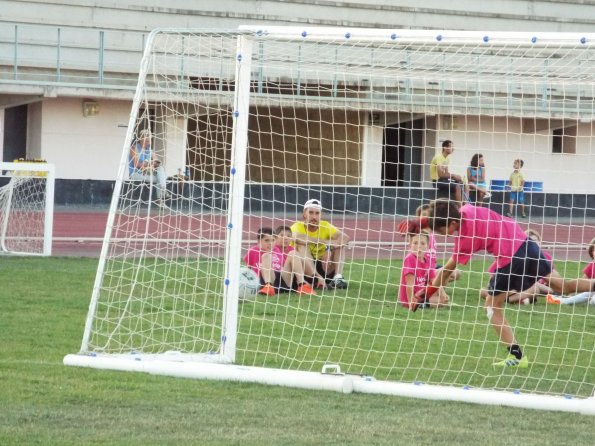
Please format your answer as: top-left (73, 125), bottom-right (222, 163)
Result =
top-left (328, 229), bottom-right (350, 248)
top-left (437, 163), bottom-right (461, 182)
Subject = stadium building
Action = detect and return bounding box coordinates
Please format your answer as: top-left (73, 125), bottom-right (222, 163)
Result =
top-left (1, 1), bottom-right (594, 206)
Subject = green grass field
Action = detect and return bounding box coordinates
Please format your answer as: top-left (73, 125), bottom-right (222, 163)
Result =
top-left (1, 256), bottom-right (594, 445)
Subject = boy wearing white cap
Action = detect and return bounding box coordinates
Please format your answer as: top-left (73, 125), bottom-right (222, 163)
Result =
top-left (290, 199), bottom-right (350, 289)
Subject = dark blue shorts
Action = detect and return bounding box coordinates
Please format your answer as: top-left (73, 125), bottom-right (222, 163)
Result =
top-left (434, 178), bottom-right (461, 193)
top-left (509, 190), bottom-right (525, 204)
top-left (487, 239), bottom-right (552, 296)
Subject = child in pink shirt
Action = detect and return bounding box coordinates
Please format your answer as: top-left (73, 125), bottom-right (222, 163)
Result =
top-left (399, 232), bottom-right (448, 310)
top-left (414, 199), bottom-right (595, 368)
top-left (243, 227), bottom-right (284, 296)
top-left (243, 226), bottom-right (316, 297)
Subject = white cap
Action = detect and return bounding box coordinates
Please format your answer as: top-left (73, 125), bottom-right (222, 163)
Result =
top-left (303, 199), bottom-right (322, 210)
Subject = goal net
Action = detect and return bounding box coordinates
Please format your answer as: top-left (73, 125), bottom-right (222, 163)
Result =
top-left (65, 28), bottom-right (595, 414)
top-left (0, 162), bottom-right (55, 256)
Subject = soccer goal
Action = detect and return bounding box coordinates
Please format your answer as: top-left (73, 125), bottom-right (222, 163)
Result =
top-left (0, 161), bottom-right (55, 256)
top-left (65, 27), bottom-right (595, 414)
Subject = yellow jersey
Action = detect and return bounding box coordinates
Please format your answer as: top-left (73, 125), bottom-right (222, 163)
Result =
top-left (509, 170), bottom-right (525, 192)
top-left (290, 220), bottom-right (338, 260)
top-left (430, 153), bottom-right (449, 181)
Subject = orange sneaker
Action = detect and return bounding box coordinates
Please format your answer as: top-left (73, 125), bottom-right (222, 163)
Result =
top-left (258, 283), bottom-right (275, 296)
top-left (546, 294), bottom-right (561, 305)
top-left (297, 283), bottom-right (317, 296)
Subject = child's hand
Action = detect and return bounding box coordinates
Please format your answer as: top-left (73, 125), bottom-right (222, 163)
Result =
top-left (411, 285), bottom-right (439, 312)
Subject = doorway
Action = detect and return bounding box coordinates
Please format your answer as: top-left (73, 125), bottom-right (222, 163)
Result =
top-left (382, 117), bottom-right (424, 187)
top-left (3, 104), bottom-right (27, 161)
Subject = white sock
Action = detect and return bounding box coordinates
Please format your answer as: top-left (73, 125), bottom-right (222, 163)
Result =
top-left (559, 292), bottom-right (593, 305)
top-left (334, 274), bottom-right (343, 280)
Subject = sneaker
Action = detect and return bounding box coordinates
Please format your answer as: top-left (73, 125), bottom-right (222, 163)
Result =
top-left (492, 354), bottom-right (529, 368)
top-left (258, 283), bottom-right (275, 296)
top-left (546, 294), bottom-right (561, 305)
top-left (296, 283), bottom-right (317, 296)
top-left (483, 192), bottom-right (492, 200)
top-left (329, 277), bottom-right (348, 290)
top-left (505, 212), bottom-right (513, 217)
top-left (521, 213), bottom-right (527, 218)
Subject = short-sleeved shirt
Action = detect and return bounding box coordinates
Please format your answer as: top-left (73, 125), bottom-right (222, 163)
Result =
top-left (290, 220), bottom-right (338, 260)
top-left (430, 153), bottom-right (449, 181)
top-left (243, 245), bottom-right (284, 274)
top-left (399, 252), bottom-right (436, 307)
top-left (273, 244), bottom-right (294, 266)
top-left (584, 262), bottom-right (595, 279)
top-left (452, 204), bottom-right (527, 270)
top-left (509, 170), bottom-right (525, 192)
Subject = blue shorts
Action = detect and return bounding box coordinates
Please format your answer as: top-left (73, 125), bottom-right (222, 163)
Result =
top-left (509, 190), bottom-right (525, 204)
top-left (487, 239), bottom-right (552, 296)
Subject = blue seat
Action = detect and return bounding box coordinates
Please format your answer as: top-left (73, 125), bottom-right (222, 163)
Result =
top-left (490, 180), bottom-right (543, 192)
top-left (524, 181), bottom-right (543, 192)
top-left (490, 179), bottom-right (507, 191)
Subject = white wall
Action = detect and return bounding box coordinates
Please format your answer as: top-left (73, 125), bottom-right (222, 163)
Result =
top-left (434, 115), bottom-right (595, 194)
top-left (40, 98), bottom-right (130, 180)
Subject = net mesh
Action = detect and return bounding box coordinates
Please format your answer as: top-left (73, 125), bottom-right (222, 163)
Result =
top-left (81, 29), bottom-right (595, 400)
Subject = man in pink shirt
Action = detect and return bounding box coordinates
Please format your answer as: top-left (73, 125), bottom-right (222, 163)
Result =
top-left (409, 199), bottom-right (595, 368)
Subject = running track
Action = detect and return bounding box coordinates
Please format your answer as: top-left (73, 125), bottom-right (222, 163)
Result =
top-left (52, 209), bottom-right (594, 262)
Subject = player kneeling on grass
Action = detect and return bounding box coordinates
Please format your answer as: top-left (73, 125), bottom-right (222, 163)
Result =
top-left (399, 231), bottom-right (448, 310)
top-left (244, 227), bottom-right (316, 297)
top-left (399, 199), bottom-right (595, 368)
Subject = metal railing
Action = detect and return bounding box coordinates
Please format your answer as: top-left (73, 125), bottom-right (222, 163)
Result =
top-left (0, 22), bottom-right (147, 89)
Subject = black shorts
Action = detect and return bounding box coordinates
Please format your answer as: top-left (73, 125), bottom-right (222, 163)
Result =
top-left (434, 178), bottom-right (461, 193)
top-left (303, 259), bottom-right (336, 285)
top-left (260, 271), bottom-right (297, 293)
top-left (487, 239), bottom-right (552, 296)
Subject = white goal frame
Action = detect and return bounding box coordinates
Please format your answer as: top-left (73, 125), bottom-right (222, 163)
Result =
top-left (65, 27), bottom-right (595, 415)
top-left (0, 161), bottom-right (55, 256)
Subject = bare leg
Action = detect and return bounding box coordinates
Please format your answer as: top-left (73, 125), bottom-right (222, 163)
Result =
top-left (485, 292), bottom-right (516, 346)
top-left (546, 275), bottom-right (595, 295)
top-left (259, 253), bottom-right (275, 284)
top-left (295, 244), bottom-right (325, 285)
top-left (329, 247), bottom-right (346, 276)
top-left (429, 288), bottom-right (449, 308)
top-left (281, 250), bottom-right (305, 287)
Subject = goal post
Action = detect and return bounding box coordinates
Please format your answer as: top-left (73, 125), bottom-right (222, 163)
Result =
top-left (0, 161), bottom-right (55, 256)
top-left (65, 27), bottom-right (595, 414)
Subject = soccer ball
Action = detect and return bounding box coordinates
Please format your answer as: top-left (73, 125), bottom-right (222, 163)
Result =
top-left (238, 267), bottom-right (261, 301)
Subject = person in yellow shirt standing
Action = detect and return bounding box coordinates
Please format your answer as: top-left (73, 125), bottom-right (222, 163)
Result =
top-left (291, 199), bottom-right (350, 289)
top-left (429, 140), bottom-right (463, 204)
top-left (507, 159), bottom-right (526, 218)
